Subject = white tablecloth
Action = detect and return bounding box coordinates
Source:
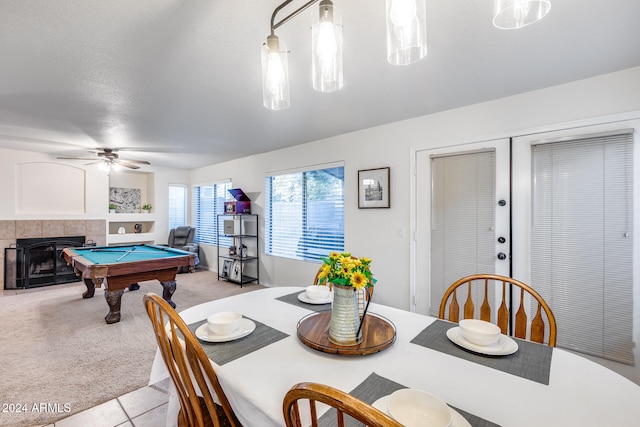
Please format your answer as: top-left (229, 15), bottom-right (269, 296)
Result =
top-left (149, 287), bottom-right (640, 427)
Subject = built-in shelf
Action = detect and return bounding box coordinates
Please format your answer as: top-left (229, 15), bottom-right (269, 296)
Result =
top-left (107, 170), bottom-right (156, 245)
top-left (107, 215), bottom-right (157, 245)
top-left (107, 233), bottom-right (156, 245)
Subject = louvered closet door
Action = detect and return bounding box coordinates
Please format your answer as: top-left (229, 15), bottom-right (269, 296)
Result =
top-left (512, 122), bottom-right (638, 364)
top-left (415, 139), bottom-right (511, 316)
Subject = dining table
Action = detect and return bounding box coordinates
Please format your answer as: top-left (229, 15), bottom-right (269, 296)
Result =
top-left (148, 286), bottom-right (640, 427)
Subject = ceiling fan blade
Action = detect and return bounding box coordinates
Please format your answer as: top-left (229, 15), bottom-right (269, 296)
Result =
top-left (114, 159), bottom-right (141, 169)
top-left (57, 156), bottom-right (100, 160)
top-left (120, 159), bottom-right (150, 164)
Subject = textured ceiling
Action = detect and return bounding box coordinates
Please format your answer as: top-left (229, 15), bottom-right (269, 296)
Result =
top-left (1, 0), bottom-right (640, 169)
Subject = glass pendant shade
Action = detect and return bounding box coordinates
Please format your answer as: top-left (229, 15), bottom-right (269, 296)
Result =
top-left (262, 35), bottom-right (290, 110)
top-left (385, 0), bottom-right (427, 65)
top-left (312, 0), bottom-right (343, 92)
top-left (493, 0), bottom-right (551, 29)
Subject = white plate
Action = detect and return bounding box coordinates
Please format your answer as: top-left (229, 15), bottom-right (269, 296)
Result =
top-left (372, 394), bottom-right (471, 427)
top-left (446, 326), bottom-right (518, 356)
top-left (195, 318), bottom-right (256, 342)
top-left (297, 291), bottom-right (332, 305)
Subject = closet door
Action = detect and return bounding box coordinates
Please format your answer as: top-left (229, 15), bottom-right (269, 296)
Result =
top-left (512, 122), bottom-right (638, 363)
top-left (415, 139), bottom-right (510, 316)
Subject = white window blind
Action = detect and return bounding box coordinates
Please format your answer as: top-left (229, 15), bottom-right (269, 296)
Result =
top-left (265, 165), bottom-right (344, 261)
top-left (168, 184), bottom-right (187, 230)
top-left (531, 131), bottom-right (634, 364)
top-left (193, 181), bottom-right (232, 245)
top-left (429, 151), bottom-right (496, 316)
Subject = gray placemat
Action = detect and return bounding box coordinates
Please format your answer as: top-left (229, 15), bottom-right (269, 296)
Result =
top-left (276, 290), bottom-right (332, 312)
top-left (189, 317), bottom-right (288, 365)
top-left (411, 320), bottom-right (553, 385)
top-left (318, 372), bottom-right (500, 427)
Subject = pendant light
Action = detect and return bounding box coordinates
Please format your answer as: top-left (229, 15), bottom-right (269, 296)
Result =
top-left (262, 34), bottom-right (290, 110)
top-left (493, 0), bottom-right (551, 29)
top-left (385, 0), bottom-right (427, 65)
top-left (312, 0), bottom-right (343, 92)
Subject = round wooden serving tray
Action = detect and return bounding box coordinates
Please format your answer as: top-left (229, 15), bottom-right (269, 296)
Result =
top-left (297, 311), bottom-right (396, 356)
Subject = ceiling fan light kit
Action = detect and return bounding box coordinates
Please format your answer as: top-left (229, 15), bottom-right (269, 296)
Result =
top-left (262, 0), bottom-right (551, 110)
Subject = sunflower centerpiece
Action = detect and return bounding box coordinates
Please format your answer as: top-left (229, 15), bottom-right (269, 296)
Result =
top-left (317, 252), bottom-right (376, 345)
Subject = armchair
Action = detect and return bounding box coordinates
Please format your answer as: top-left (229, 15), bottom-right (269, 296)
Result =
top-left (168, 226), bottom-right (199, 273)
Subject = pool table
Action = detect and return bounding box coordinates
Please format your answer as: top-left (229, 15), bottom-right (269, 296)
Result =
top-left (62, 244), bottom-right (197, 324)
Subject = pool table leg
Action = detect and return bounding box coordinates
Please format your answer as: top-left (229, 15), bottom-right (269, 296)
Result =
top-left (161, 280), bottom-right (177, 308)
top-left (104, 289), bottom-right (125, 324)
top-left (82, 278), bottom-right (96, 298)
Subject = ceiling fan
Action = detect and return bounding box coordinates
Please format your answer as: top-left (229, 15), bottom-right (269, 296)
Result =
top-left (57, 148), bottom-right (151, 169)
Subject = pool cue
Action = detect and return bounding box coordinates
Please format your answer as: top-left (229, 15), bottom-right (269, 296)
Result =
top-left (116, 246), bottom-right (136, 261)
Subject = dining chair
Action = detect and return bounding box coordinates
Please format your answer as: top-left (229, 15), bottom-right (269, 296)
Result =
top-left (438, 274), bottom-right (557, 347)
top-left (143, 293), bottom-right (241, 427)
top-left (282, 382), bottom-right (403, 427)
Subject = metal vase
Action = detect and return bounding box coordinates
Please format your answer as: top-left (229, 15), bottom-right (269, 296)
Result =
top-left (329, 284), bottom-right (361, 345)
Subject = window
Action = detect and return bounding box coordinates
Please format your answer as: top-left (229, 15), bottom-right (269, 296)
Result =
top-left (193, 181), bottom-right (232, 245)
top-left (265, 164), bottom-right (344, 261)
top-left (168, 184), bottom-right (187, 230)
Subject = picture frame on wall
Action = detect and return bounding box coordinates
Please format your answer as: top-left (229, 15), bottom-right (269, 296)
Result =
top-left (358, 167), bottom-right (390, 208)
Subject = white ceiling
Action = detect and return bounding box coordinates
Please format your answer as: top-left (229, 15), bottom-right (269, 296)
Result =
top-left (1, 0), bottom-right (640, 169)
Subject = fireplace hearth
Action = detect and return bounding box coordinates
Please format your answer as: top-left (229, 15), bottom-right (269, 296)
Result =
top-left (4, 236), bottom-right (86, 289)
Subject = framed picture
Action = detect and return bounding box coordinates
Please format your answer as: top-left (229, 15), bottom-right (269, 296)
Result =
top-left (230, 260), bottom-right (243, 282)
top-left (358, 167), bottom-right (390, 208)
top-left (221, 259), bottom-right (233, 278)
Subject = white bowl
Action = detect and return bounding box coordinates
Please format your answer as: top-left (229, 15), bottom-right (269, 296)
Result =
top-left (207, 311), bottom-right (242, 335)
top-left (305, 285), bottom-right (330, 301)
top-left (459, 319), bottom-right (501, 347)
top-left (387, 389), bottom-right (452, 427)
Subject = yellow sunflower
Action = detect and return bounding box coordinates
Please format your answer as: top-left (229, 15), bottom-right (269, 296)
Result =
top-left (317, 264), bottom-right (330, 279)
top-left (350, 271), bottom-right (367, 289)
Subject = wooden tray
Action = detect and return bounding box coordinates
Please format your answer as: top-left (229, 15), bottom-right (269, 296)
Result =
top-left (297, 311), bottom-right (396, 356)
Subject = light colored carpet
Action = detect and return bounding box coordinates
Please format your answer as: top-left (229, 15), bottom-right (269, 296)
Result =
top-left (0, 270), bottom-right (263, 427)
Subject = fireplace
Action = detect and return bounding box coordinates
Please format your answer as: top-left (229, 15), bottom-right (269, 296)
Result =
top-left (4, 236), bottom-right (86, 289)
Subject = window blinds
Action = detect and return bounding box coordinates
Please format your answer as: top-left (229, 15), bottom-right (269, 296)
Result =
top-left (531, 131), bottom-right (634, 364)
top-left (168, 184), bottom-right (187, 230)
top-left (193, 181), bottom-right (231, 245)
top-left (265, 165), bottom-right (344, 261)
top-left (429, 150), bottom-right (496, 317)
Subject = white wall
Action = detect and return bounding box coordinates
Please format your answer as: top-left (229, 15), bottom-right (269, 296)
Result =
top-left (0, 148), bottom-right (191, 244)
top-left (192, 66), bottom-right (640, 313)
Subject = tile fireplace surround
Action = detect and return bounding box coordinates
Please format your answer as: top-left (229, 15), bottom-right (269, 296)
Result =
top-left (0, 220), bottom-right (106, 290)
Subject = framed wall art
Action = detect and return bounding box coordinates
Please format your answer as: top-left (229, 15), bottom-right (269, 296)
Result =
top-left (358, 167), bottom-right (390, 209)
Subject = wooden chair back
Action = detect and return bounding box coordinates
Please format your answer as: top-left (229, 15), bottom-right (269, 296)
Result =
top-left (143, 293), bottom-right (240, 427)
top-left (282, 382), bottom-right (403, 427)
top-left (438, 274), bottom-right (557, 347)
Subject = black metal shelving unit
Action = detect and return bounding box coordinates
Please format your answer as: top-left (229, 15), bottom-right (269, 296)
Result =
top-left (216, 214), bottom-right (259, 286)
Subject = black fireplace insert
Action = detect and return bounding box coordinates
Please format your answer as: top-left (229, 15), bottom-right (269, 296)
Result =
top-left (4, 236), bottom-right (86, 289)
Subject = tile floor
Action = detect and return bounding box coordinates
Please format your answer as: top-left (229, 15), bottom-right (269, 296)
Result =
top-left (39, 379), bottom-right (171, 427)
